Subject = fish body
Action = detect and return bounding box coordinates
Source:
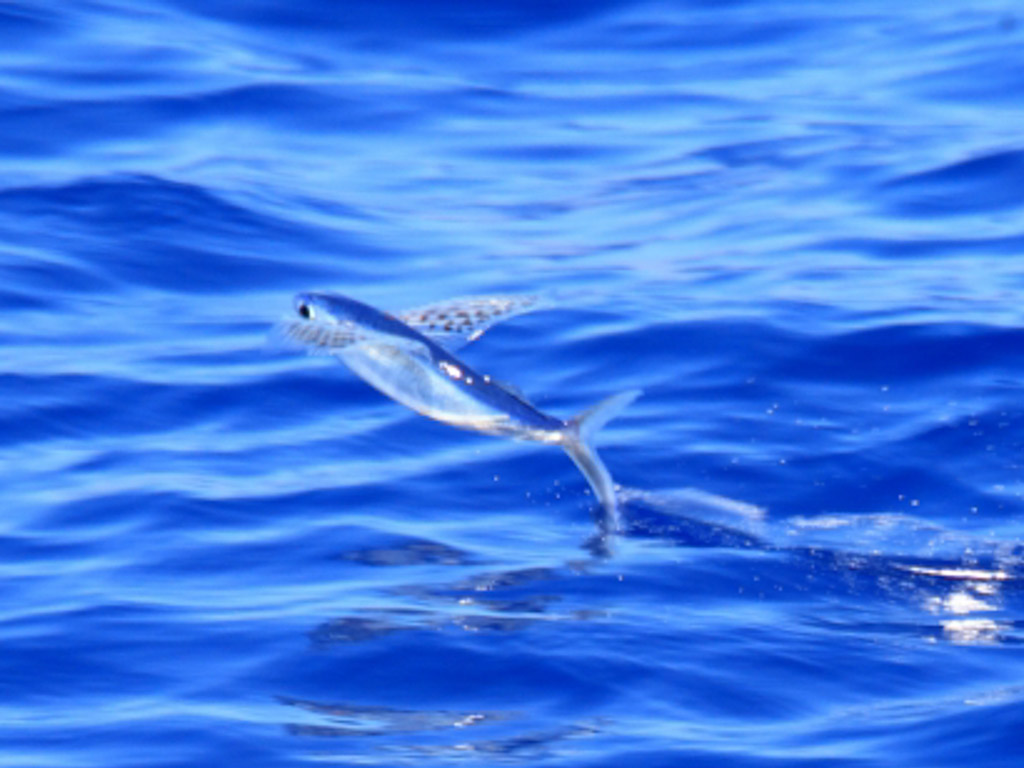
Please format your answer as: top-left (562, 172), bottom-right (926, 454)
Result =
top-left (281, 291), bottom-right (639, 528)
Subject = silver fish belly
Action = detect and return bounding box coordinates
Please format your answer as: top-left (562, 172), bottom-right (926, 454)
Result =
top-left (338, 337), bottom-right (563, 441)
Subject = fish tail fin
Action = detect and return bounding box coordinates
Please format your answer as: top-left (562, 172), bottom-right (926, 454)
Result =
top-left (562, 389), bottom-right (642, 531)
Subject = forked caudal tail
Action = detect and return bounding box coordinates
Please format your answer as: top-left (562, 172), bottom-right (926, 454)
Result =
top-left (562, 389), bottom-right (642, 532)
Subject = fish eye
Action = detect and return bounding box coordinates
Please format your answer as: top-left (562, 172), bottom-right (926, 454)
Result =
top-left (298, 302), bottom-right (314, 320)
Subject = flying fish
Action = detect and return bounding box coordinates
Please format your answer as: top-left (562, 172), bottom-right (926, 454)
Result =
top-left (277, 291), bottom-right (640, 529)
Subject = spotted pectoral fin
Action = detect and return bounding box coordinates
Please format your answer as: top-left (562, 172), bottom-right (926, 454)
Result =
top-left (271, 318), bottom-right (430, 359)
top-left (269, 317), bottom-right (362, 355)
top-left (399, 294), bottom-right (542, 350)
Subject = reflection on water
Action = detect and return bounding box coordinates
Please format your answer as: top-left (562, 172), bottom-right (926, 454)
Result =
top-left (282, 491), bottom-right (1022, 763)
top-left (311, 493), bottom-right (1022, 653)
top-left (309, 612), bottom-right (428, 645)
top-left (309, 608), bottom-right (550, 645)
top-left (280, 696), bottom-right (601, 761)
top-left (310, 562), bottom-right (610, 647)
top-left (394, 722), bottom-right (602, 761)
top-left (280, 695), bottom-right (514, 737)
top-left (336, 539), bottom-right (478, 567)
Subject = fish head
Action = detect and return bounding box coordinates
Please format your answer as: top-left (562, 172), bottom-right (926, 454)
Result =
top-left (294, 291), bottom-right (393, 327)
top-left (281, 291), bottom-right (425, 354)
top-left (294, 292), bottom-right (350, 325)
top-left (274, 292), bottom-right (365, 353)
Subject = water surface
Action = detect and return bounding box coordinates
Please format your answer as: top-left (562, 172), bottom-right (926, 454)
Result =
top-left (2, 1), bottom-right (1024, 766)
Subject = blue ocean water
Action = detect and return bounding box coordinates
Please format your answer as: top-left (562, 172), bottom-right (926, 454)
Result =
top-left (3, 0), bottom-right (1024, 765)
